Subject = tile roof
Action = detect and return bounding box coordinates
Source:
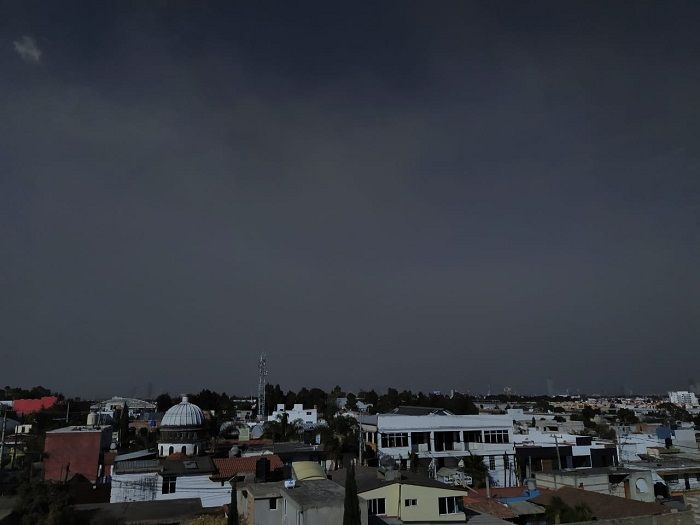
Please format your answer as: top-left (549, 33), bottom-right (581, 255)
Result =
top-left (463, 497), bottom-right (517, 519)
top-left (212, 454), bottom-right (283, 480)
top-left (530, 487), bottom-right (668, 519)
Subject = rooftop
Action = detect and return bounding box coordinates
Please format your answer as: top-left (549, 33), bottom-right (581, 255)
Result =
top-left (239, 481), bottom-right (285, 499)
top-left (212, 454), bottom-right (284, 481)
top-left (113, 455), bottom-right (216, 476)
top-left (331, 466), bottom-right (471, 494)
top-left (390, 406), bottom-right (454, 416)
top-left (282, 479), bottom-right (346, 509)
top-left (74, 498), bottom-right (203, 522)
top-left (47, 425), bottom-right (110, 433)
top-left (463, 497), bottom-right (517, 519)
top-left (530, 487), bottom-right (669, 519)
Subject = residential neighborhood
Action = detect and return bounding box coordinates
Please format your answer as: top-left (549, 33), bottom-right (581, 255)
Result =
top-left (2, 381), bottom-right (700, 524)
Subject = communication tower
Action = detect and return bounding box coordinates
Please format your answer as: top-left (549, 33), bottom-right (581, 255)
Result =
top-left (257, 353), bottom-right (268, 420)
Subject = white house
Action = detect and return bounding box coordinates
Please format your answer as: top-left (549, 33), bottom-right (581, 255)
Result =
top-left (360, 411), bottom-right (516, 487)
top-left (110, 455), bottom-right (232, 508)
top-left (268, 404), bottom-right (318, 425)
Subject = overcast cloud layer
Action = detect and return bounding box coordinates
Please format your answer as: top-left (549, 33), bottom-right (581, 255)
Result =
top-left (1, 2), bottom-right (699, 398)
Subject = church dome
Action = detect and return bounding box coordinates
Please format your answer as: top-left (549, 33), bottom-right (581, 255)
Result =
top-left (161, 396), bottom-right (204, 427)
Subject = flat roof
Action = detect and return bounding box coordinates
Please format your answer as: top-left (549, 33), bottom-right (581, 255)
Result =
top-left (47, 425), bottom-right (111, 433)
top-left (240, 481), bottom-right (285, 499)
top-left (376, 413), bottom-right (513, 431)
top-left (540, 467), bottom-right (639, 477)
top-left (282, 479), bottom-right (346, 509)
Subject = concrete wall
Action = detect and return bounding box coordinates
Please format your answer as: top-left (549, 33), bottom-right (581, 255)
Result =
top-left (283, 494), bottom-right (367, 525)
top-left (360, 483), bottom-right (469, 522)
top-left (534, 471), bottom-right (656, 503)
top-left (253, 497), bottom-right (283, 525)
top-left (111, 472), bottom-right (231, 508)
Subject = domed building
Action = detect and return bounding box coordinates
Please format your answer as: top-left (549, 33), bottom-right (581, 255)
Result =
top-left (158, 395), bottom-right (207, 457)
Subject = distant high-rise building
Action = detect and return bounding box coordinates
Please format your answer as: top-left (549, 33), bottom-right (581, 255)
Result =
top-left (668, 391), bottom-right (699, 408)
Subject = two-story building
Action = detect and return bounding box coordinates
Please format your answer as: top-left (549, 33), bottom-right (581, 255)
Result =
top-left (237, 478), bottom-right (368, 525)
top-left (360, 408), bottom-right (516, 487)
top-left (332, 466), bottom-right (472, 522)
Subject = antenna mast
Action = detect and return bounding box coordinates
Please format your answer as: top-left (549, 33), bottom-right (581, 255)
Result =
top-left (257, 352), bottom-right (268, 420)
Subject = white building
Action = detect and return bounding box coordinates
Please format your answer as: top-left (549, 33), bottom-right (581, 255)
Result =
top-left (110, 455), bottom-right (231, 508)
top-left (268, 404), bottom-right (318, 425)
top-left (91, 397), bottom-right (156, 417)
top-left (360, 411), bottom-right (516, 487)
top-left (158, 396), bottom-right (208, 457)
top-left (668, 391), bottom-right (699, 408)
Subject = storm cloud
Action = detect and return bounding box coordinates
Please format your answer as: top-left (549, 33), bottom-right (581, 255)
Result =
top-left (1, 2), bottom-right (699, 397)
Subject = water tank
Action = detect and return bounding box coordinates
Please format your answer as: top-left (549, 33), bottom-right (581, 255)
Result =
top-left (228, 445), bottom-right (240, 458)
top-left (87, 411), bottom-right (98, 426)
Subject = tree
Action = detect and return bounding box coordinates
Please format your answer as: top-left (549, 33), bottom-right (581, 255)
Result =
top-left (346, 393), bottom-right (358, 411)
top-left (119, 403), bottom-right (130, 447)
top-left (343, 464), bottom-right (361, 525)
top-left (14, 481), bottom-right (76, 525)
top-left (228, 483), bottom-right (239, 525)
top-left (617, 408), bottom-right (639, 425)
top-left (156, 393), bottom-right (175, 412)
top-left (461, 455), bottom-right (489, 489)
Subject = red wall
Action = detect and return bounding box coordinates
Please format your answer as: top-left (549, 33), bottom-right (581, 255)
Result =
top-left (43, 430), bottom-right (107, 483)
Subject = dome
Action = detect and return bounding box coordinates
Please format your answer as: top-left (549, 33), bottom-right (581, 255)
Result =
top-left (161, 396), bottom-right (204, 427)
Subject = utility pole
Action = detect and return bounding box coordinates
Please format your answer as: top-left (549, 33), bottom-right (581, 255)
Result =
top-left (554, 434), bottom-right (562, 470)
top-left (553, 434), bottom-right (562, 489)
top-left (357, 417), bottom-right (363, 466)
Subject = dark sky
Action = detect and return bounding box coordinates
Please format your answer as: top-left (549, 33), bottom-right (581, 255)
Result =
top-left (2, 2), bottom-right (699, 398)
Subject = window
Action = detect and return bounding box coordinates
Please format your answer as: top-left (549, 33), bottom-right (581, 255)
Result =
top-left (404, 498), bottom-right (417, 506)
top-left (489, 456), bottom-right (496, 470)
top-left (484, 430), bottom-right (510, 443)
top-left (664, 475), bottom-right (679, 484)
top-left (380, 433), bottom-right (409, 448)
top-left (438, 496), bottom-right (460, 515)
top-left (503, 455), bottom-right (510, 469)
top-left (168, 446), bottom-right (174, 455)
top-left (306, 411), bottom-right (312, 415)
top-left (368, 498), bottom-right (386, 515)
top-left (269, 498), bottom-right (277, 510)
top-left (181, 446), bottom-right (187, 454)
top-left (162, 476), bottom-right (177, 494)
top-left (464, 430), bottom-right (482, 443)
